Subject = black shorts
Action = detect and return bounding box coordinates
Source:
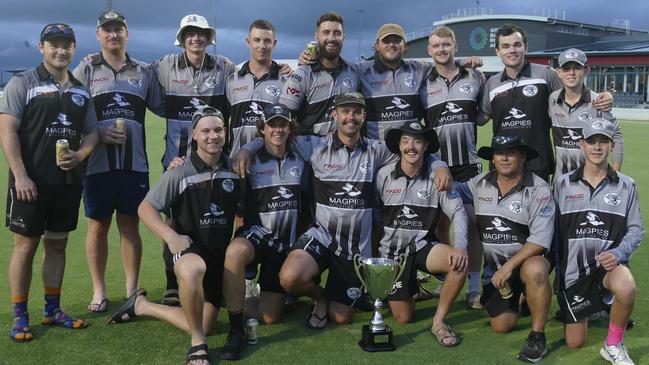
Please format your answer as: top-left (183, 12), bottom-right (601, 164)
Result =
top-left (556, 267), bottom-right (615, 324)
top-left (480, 269), bottom-right (525, 318)
top-left (164, 244), bottom-right (223, 308)
top-left (388, 243), bottom-right (445, 301)
top-left (236, 227), bottom-right (288, 294)
top-left (83, 171), bottom-right (149, 219)
top-left (6, 184), bottom-right (82, 237)
top-left (294, 234), bottom-right (364, 307)
top-left (449, 163), bottom-right (482, 183)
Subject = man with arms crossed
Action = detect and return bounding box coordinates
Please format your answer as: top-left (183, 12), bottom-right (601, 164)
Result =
top-left (377, 122), bottom-right (468, 347)
top-left (107, 107), bottom-right (241, 365)
top-left (554, 120), bottom-right (643, 364)
top-left (455, 135), bottom-right (555, 362)
top-left (73, 9), bottom-right (165, 313)
top-left (0, 23), bottom-right (99, 341)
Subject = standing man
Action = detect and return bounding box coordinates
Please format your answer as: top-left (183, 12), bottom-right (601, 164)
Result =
top-left (153, 14), bottom-right (237, 305)
top-left (455, 135), bottom-right (555, 362)
top-left (420, 25), bottom-right (486, 307)
top-left (554, 120), bottom-right (643, 364)
top-left (226, 19), bottom-right (288, 157)
top-left (480, 24), bottom-right (612, 181)
top-left (280, 12), bottom-right (359, 136)
top-left (73, 10), bottom-right (165, 313)
top-left (377, 122), bottom-right (469, 347)
top-left (0, 23), bottom-right (99, 341)
top-left (221, 105), bottom-right (303, 360)
top-left (549, 48), bottom-right (623, 178)
top-left (107, 107), bottom-right (241, 365)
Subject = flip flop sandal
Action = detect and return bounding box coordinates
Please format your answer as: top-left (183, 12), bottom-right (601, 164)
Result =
top-left (305, 305), bottom-right (328, 330)
top-left (187, 343), bottom-right (210, 365)
top-left (432, 323), bottom-right (461, 347)
top-left (106, 288), bottom-right (146, 324)
top-left (88, 298), bottom-right (108, 313)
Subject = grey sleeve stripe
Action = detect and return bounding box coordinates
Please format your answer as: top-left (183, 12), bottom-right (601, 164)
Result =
top-left (610, 182), bottom-right (645, 262)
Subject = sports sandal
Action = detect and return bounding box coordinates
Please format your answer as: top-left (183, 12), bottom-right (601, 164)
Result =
top-left (10, 314), bottom-right (33, 342)
top-left (42, 309), bottom-right (88, 329)
top-left (305, 304), bottom-right (328, 330)
top-left (431, 323), bottom-right (461, 347)
top-left (88, 298), bottom-right (108, 313)
top-left (106, 288), bottom-right (146, 324)
top-left (187, 343), bottom-right (210, 365)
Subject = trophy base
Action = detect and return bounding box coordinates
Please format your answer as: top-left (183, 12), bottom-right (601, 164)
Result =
top-left (358, 325), bottom-right (395, 352)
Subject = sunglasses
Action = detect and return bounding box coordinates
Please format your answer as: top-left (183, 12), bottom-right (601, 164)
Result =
top-left (493, 135), bottom-right (520, 145)
top-left (41, 23), bottom-right (75, 40)
top-left (192, 106), bottom-right (223, 125)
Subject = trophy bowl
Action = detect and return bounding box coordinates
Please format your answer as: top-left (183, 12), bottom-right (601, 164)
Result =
top-left (354, 255), bottom-right (405, 352)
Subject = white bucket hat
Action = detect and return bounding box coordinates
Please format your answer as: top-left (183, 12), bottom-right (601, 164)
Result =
top-left (174, 14), bottom-right (216, 47)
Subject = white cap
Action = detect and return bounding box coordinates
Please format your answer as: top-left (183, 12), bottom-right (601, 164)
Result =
top-left (174, 14), bottom-right (216, 47)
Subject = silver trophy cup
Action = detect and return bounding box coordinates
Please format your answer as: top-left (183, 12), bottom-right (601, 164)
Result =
top-left (354, 255), bottom-right (405, 352)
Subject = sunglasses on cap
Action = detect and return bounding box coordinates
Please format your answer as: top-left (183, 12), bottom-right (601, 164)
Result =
top-left (40, 23), bottom-right (76, 42)
top-left (493, 135), bottom-right (520, 145)
top-left (191, 106), bottom-right (224, 127)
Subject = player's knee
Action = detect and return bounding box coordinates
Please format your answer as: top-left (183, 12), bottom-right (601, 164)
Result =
top-left (392, 310), bottom-right (413, 324)
top-left (260, 312), bottom-right (283, 325)
top-left (565, 336), bottom-right (586, 349)
top-left (225, 241), bottom-right (252, 266)
top-left (176, 258), bottom-right (206, 284)
top-left (329, 311), bottom-right (353, 325)
top-left (490, 319), bottom-right (515, 333)
top-left (522, 261), bottom-right (549, 287)
top-left (279, 268), bottom-right (299, 292)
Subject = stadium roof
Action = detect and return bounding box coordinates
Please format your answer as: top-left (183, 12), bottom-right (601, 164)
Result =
top-left (528, 38), bottom-right (649, 56)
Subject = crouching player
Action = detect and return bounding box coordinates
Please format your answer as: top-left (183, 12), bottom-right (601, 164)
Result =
top-left (554, 119), bottom-right (644, 364)
top-left (377, 122), bottom-right (468, 347)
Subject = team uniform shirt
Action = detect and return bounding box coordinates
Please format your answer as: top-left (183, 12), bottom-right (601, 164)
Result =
top-left (0, 64), bottom-right (97, 187)
top-left (73, 53), bottom-right (165, 174)
top-left (357, 58), bottom-right (430, 140)
top-left (242, 147), bottom-right (305, 253)
top-left (145, 153), bottom-right (241, 260)
top-left (376, 158), bottom-right (468, 260)
top-left (481, 62), bottom-right (562, 175)
top-left (279, 59), bottom-right (358, 135)
top-left (420, 66), bottom-right (485, 167)
top-left (554, 166), bottom-right (644, 289)
top-left (455, 170), bottom-right (555, 283)
top-left (152, 53), bottom-right (236, 167)
top-left (548, 87), bottom-right (623, 177)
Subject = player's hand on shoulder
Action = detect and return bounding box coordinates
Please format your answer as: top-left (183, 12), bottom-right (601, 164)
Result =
top-left (278, 63), bottom-right (293, 76)
top-left (233, 149), bottom-right (252, 177)
top-left (166, 156), bottom-right (185, 171)
top-left (434, 166), bottom-right (453, 192)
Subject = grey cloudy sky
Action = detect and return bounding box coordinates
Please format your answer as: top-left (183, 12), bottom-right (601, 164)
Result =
top-left (1, 0), bottom-right (648, 81)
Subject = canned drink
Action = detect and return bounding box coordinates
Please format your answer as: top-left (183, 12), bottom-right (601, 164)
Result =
top-left (115, 118), bottom-right (127, 132)
top-left (55, 139), bottom-right (69, 165)
top-left (306, 41), bottom-right (319, 63)
top-left (245, 318), bottom-right (259, 345)
top-left (499, 282), bottom-right (513, 299)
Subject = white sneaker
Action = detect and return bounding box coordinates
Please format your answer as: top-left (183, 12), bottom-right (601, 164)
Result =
top-left (600, 342), bottom-right (635, 365)
top-left (245, 279), bottom-right (260, 299)
top-left (465, 291), bottom-right (483, 310)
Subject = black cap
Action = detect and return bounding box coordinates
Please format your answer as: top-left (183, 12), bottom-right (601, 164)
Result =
top-left (263, 104), bottom-right (293, 123)
top-left (334, 91), bottom-right (366, 108)
top-left (385, 121), bottom-right (439, 155)
top-left (191, 106), bottom-right (224, 129)
top-left (98, 10), bottom-right (127, 28)
top-left (40, 23), bottom-right (76, 43)
top-left (477, 134), bottom-right (539, 161)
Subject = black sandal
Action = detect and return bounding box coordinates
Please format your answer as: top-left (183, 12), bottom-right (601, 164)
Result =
top-left (187, 343), bottom-right (210, 365)
top-left (106, 288), bottom-right (146, 324)
top-left (305, 304), bottom-right (328, 330)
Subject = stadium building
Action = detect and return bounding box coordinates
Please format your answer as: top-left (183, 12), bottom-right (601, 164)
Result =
top-left (405, 9), bottom-right (649, 108)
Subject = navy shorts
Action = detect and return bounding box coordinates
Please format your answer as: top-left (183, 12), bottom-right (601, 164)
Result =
top-left (83, 171), bottom-right (149, 219)
top-left (6, 184), bottom-right (82, 237)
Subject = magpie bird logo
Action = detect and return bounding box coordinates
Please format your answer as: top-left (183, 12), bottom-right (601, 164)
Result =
top-left (505, 107), bottom-right (527, 120)
top-left (385, 97), bottom-right (410, 110)
top-left (441, 102), bottom-right (463, 115)
top-left (272, 186), bottom-right (294, 200)
top-left (204, 203), bottom-right (224, 217)
top-left (335, 183), bottom-right (362, 197)
top-left (106, 93), bottom-right (131, 107)
top-left (51, 113), bottom-right (73, 126)
top-left (486, 217), bottom-right (511, 232)
top-left (580, 212), bottom-right (605, 226)
top-left (397, 206), bottom-right (418, 219)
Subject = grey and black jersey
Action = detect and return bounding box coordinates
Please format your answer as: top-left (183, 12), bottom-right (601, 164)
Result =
top-left (376, 158), bottom-right (468, 260)
top-left (226, 61), bottom-right (286, 158)
top-left (73, 53), bottom-right (164, 175)
top-left (554, 167), bottom-right (643, 289)
top-left (0, 64), bottom-right (97, 187)
top-left (455, 170), bottom-right (555, 283)
top-left (152, 53), bottom-right (236, 167)
top-left (420, 66), bottom-right (485, 167)
top-left (145, 153), bottom-right (242, 260)
top-left (548, 87), bottom-right (623, 177)
top-left (358, 59), bottom-right (430, 140)
top-left (279, 59), bottom-right (358, 135)
top-left (481, 62), bottom-right (562, 175)
top-left (243, 147), bottom-right (305, 253)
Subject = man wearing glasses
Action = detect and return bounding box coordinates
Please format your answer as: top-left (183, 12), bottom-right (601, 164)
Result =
top-left (0, 23), bottom-right (99, 342)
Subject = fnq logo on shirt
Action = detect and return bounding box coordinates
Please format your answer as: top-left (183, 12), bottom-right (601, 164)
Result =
top-left (603, 193), bottom-right (621, 206)
top-left (404, 77), bottom-right (416, 88)
top-left (417, 188), bottom-right (430, 200)
top-left (265, 85), bottom-right (281, 97)
top-left (222, 179), bottom-right (235, 192)
top-left (522, 85), bottom-right (538, 97)
top-left (71, 93), bottom-right (85, 107)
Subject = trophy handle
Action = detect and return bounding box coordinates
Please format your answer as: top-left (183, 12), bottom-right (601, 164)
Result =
top-left (353, 254), bottom-right (368, 291)
top-left (395, 254), bottom-right (407, 283)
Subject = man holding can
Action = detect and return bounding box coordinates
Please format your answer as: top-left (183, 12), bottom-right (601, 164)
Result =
top-left (454, 135), bottom-right (555, 362)
top-left (0, 23), bottom-right (99, 342)
top-left (72, 9), bottom-right (165, 313)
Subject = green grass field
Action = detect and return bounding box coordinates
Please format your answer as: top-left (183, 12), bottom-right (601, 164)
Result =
top-left (0, 115), bottom-right (647, 365)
